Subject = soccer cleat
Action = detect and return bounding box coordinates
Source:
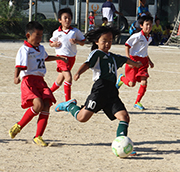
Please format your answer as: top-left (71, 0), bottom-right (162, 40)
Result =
top-left (55, 99), bottom-right (77, 112)
top-left (134, 102), bottom-right (145, 110)
top-left (130, 151), bottom-right (137, 156)
top-left (9, 123), bottom-right (21, 139)
top-left (116, 74), bottom-right (124, 89)
top-left (33, 136), bottom-right (48, 147)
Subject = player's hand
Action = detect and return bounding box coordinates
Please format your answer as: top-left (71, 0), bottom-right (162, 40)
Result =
top-left (149, 61), bottom-right (154, 68)
top-left (52, 41), bottom-right (61, 47)
top-left (69, 38), bottom-right (76, 44)
top-left (135, 61), bottom-right (143, 68)
top-left (61, 57), bottom-right (68, 63)
top-left (74, 73), bottom-right (80, 81)
top-left (14, 77), bottom-right (21, 84)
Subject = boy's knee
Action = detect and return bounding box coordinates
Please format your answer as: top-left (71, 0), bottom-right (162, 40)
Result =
top-left (129, 82), bottom-right (136, 87)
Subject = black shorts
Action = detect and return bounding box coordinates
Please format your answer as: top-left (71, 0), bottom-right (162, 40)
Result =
top-left (84, 79), bottom-right (126, 120)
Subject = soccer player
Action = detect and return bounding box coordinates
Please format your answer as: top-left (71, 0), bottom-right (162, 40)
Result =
top-left (49, 8), bottom-right (85, 101)
top-left (55, 26), bottom-right (142, 155)
top-left (9, 21), bottom-right (67, 146)
top-left (116, 14), bottom-right (154, 110)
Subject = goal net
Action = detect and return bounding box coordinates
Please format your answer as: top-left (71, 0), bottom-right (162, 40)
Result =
top-left (165, 11), bottom-right (180, 46)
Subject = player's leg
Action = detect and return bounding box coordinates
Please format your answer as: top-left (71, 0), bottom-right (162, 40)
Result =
top-left (114, 110), bottom-right (129, 137)
top-left (55, 99), bottom-right (94, 122)
top-left (9, 97), bottom-right (43, 139)
top-left (50, 73), bottom-right (64, 92)
top-left (116, 64), bottom-right (136, 89)
top-left (62, 70), bottom-right (72, 101)
top-left (134, 76), bottom-right (147, 110)
top-left (33, 99), bottom-right (50, 147)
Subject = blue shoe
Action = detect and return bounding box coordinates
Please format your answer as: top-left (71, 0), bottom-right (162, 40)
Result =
top-left (55, 99), bottom-right (77, 112)
top-left (116, 74), bottom-right (124, 89)
top-left (130, 151), bottom-right (137, 156)
top-left (134, 102), bottom-right (145, 110)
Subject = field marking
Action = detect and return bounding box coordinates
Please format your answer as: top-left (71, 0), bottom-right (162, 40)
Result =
top-left (1, 89), bottom-right (180, 96)
top-left (152, 69), bottom-right (180, 74)
top-left (0, 54), bottom-right (15, 59)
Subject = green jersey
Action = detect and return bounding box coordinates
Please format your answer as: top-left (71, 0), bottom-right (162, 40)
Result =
top-left (86, 49), bottom-right (127, 83)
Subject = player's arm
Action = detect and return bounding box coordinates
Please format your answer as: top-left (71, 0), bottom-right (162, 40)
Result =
top-left (49, 41), bottom-right (61, 47)
top-left (45, 56), bottom-right (68, 63)
top-left (14, 67), bottom-right (21, 84)
top-left (147, 56), bottom-right (154, 68)
top-left (125, 45), bottom-right (130, 58)
top-left (74, 62), bottom-right (90, 81)
top-left (69, 38), bottom-right (85, 46)
top-left (126, 58), bottom-right (142, 68)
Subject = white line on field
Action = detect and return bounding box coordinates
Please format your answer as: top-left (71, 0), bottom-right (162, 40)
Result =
top-left (0, 55), bottom-right (15, 59)
top-left (1, 89), bottom-right (180, 95)
top-left (152, 69), bottom-right (180, 74)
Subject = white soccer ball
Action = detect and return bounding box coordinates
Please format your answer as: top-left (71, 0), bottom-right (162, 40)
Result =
top-left (111, 136), bottom-right (134, 158)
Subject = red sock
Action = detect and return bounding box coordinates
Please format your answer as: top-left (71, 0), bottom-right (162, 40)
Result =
top-left (35, 111), bottom-right (49, 137)
top-left (18, 107), bottom-right (38, 129)
top-left (64, 81), bottom-right (72, 101)
top-left (50, 81), bottom-right (60, 92)
top-left (121, 76), bottom-right (130, 86)
top-left (135, 85), bottom-right (147, 104)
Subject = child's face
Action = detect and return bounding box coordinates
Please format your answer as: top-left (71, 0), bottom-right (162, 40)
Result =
top-left (140, 20), bottom-right (152, 35)
top-left (141, 0), bottom-right (146, 6)
top-left (90, 12), bottom-right (93, 16)
top-left (96, 32), bottom-right (113, 53)
top-left (156, 20), bottom-right (160, 25)
top-left (26, 29), bottom-right (43, 47)
top-left (59, 13), bottom-right (72, 29)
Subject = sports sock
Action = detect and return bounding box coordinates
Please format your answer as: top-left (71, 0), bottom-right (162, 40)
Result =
top-left (50, 81), bottom-right (61, 92)
top-left (135, 84), bottom-right (147, 104)
top-left (35, 111), bottom-right (49, 137)
top-left (116, 121), bottom-right (128, 137)
top-left (121, 76), bottom-right (130, 86)
top-left (68, 103), bottom-right (81, 120)
top-left (18, 107), bottom-right (38, 129)
top-left (64, 81), bottom-right (72, 101)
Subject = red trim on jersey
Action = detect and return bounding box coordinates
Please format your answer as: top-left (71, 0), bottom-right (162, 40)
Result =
top-left (24, 40), bottom-right (40, 52)
top-left (125, 43), bottom-right (131, 48)
top-left (141, 30), bottom-right (150, 41)
top-left (58, 25), bottom-right (73, 34)
top-left (15, 65), bottom-right (27, 70)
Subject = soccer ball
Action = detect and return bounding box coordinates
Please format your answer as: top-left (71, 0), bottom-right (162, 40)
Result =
top-left (111, 136), bottom-right (134, 158)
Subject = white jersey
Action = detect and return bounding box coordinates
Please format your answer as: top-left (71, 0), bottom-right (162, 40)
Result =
top-left (125, 30), bottom-right (152, 57)
top-left (50, 26), bottom-right (85, 57)
top-left (15, 41), bottom-right (48, 78)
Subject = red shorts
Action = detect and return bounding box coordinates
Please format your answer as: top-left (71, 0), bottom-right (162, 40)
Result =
top-left (56, 56), bottom-right (75, 72)
top-left (125, 55), bottom-right (149, 83)
top-left (21, 75), bottom-right (56, 109)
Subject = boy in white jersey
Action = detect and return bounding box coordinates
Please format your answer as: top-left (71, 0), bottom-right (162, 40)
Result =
top-left (116, 14), bottom-right (154, 110)
top-left (55, 26), bottom-right (142, 156)
top-left (49, 8), bottom-right (85, 101)
top-left (9, 21), bottom-right (67, 146)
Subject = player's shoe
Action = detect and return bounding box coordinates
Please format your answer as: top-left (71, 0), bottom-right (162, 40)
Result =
top-left (9, 123), bottom-right (21, 139)
top-left (55, 99), bottom-right (77, 112)
top-left (134, 102), bottom-right (145, 110)
top-left (130, 151), bottom-right (137, 156)
top-left (33, 136), bottom-right (48, 147)
top-left (116, 74), bottom-right (124, 89)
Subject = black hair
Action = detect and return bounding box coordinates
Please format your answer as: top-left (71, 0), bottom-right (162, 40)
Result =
top-left (102, 17), bottom-right (108, 22)
top-left (155, 17), bottom-right (160, 23)
top-left (58, 7), bottom-right (73, 20)
top-left (25, 21), bottom-right (43, 34)
top-left (85, 26), bottom-right (120, 51)
top-left (138, 14), bottom-right (153, 25)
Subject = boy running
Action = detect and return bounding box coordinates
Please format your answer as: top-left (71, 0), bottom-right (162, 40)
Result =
top-left (9, 21), bottom-right (67, 146)
top-left (49, 8), bottom-right (85, 101)
top-left (116, 14), bottom-right (154, 110)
